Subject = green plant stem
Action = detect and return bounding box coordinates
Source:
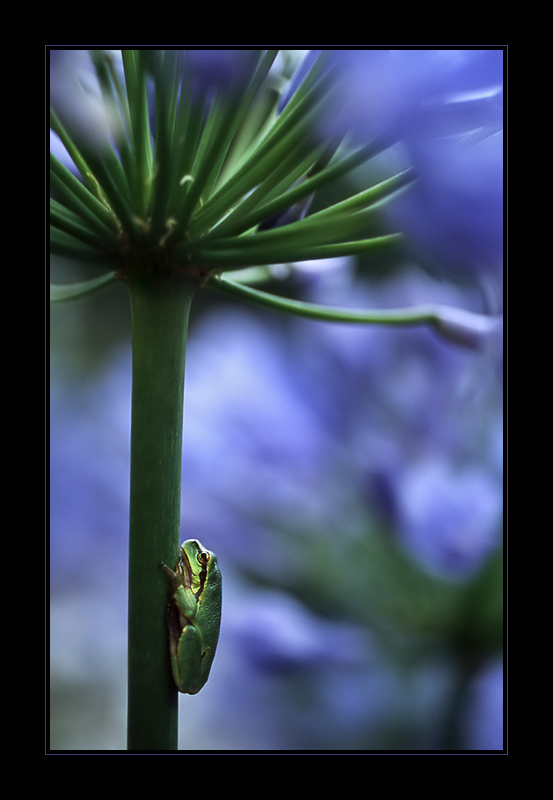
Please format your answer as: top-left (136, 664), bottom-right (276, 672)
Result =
top-left (209, 276), bottom-right (499, 346)
top-left (126, 270), bottom-right (196, 751)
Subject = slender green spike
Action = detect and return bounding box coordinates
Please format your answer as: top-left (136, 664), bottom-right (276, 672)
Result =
top-left (50, 153), bottom-right (119, 235)
top-left (50, 272), bottom-right (119, 302)
top-left (208, 274), bottom-right (501, 346)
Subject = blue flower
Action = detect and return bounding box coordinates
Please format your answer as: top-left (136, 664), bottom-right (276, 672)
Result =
top-left (463, 659), bottom-right (503, 750)
top-left (184, 49), bottom-right (261, 96)
top-left (50, 49), bottom-right (260, 152)
top-left (396, 459), bottom-right (502, 578)
top-left (230, 589), bottom-right (368, 674)
top-left (318, 49), bottom-right (504, 277)
top-left (322, 50), bottom-right (502, 145)
top-left (387, 127), bottom-right (503, 278)
top-left (50, 49), bottom-right (124, 149)
top-left (50, 354), bottom-right (130, 585)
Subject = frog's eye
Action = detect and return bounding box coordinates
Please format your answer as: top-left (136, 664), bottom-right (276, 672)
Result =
top-left (197, 551), bottom-right (210, 566)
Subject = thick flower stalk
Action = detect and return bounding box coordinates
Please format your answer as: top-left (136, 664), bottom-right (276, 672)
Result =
top-left (49, 48), bottom-right (503, 751)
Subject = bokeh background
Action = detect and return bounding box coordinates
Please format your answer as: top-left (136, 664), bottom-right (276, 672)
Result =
top-left (50, 245), bottom-right (503, 751)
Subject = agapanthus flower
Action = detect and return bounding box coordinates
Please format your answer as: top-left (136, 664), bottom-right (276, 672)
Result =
top-left (50, 49), bottom-right (123, 149)
top-left (51, 48), bottom-right (503, 344)
top-left (396, 459), bottom-right (502, 577)
top-left (50, 49), bottom-right (412, 297)
top-left (317, 49), bottom-right (504, 278)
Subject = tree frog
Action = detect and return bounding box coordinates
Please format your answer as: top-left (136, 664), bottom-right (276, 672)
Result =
top-left (160, 539), bottom-right (222, 695)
